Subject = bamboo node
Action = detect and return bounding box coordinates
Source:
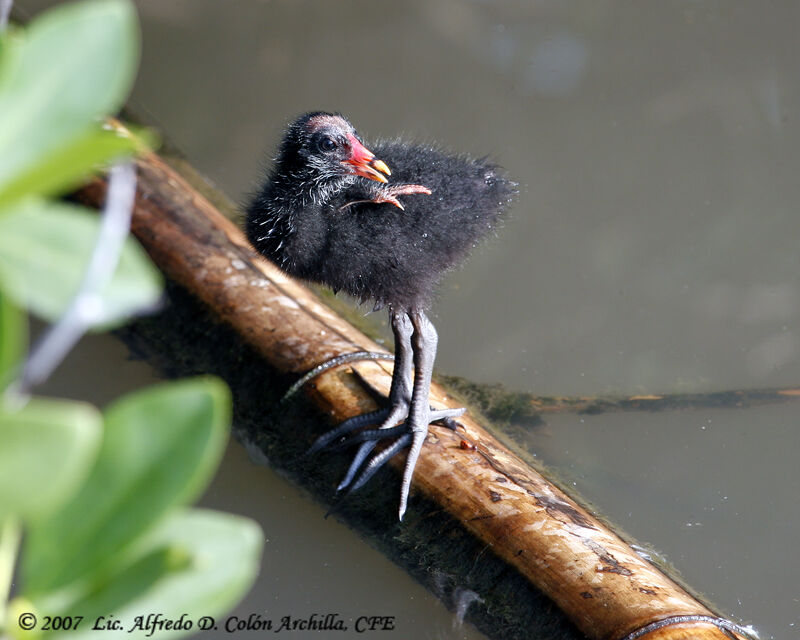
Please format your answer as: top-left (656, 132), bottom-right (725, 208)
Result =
top-left (620, 615), bottom-right (757, 640)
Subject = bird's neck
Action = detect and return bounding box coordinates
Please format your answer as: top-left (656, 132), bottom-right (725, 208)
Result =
top-left (272, 167), bottom-right (355, 213)
top-left (248, 168), bottom-right (355, 276)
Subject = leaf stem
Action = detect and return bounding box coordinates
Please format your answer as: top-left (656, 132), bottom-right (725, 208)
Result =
top-left (0, 0), bottom-right (12, 32)
top-left (16, 163), bottom-right (137, 395)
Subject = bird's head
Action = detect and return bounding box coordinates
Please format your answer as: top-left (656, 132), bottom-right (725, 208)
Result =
top-left (277, 112), bottom-right (392, 189)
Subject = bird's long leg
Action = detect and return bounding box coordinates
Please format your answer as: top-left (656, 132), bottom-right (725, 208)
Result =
top-left (307, 311), bottom-right (413, 472)
top-left (305, 310), bottom-right (413, 456)
top-left (338, 310), bottom-right (465, 519)
top-left (330, 310), bottom-right (414, 488)
top-left (397, 309), bottom-right (439, 520)
top-left (313, 309), bottom-right (464, 518)
top-left (384, 309), bottom-right (415, 414)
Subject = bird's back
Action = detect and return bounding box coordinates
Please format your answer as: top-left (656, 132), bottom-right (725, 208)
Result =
top-left (319, 141), bottom-right (516, 309)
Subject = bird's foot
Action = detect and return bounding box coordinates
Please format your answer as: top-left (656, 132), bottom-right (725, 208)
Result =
top-left (309, 403), bottom-right (465, 516)
top-left (306, 405), bottom-right (402, 456)
top-left (338, 183), bottom-right (432, 212)
top-left (336, 405), bottom-right (464, 492)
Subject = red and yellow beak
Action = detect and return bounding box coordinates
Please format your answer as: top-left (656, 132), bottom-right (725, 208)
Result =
top-left (343, 133), bottom-right (392, 184)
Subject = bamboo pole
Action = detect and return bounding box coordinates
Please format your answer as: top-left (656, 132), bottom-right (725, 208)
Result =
top-left (74, 144), bottom-right (751, 640)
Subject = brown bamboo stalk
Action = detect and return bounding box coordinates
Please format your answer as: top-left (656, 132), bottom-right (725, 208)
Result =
top-left (74, 144), bottom-right (750, 640)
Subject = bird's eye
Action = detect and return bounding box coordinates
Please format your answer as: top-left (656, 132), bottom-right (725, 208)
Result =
top-left (319, 136), bottom-right (337, 152)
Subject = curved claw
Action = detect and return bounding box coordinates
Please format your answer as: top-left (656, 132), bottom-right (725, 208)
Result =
top-left (430, 407), bottom-right (466, 422)
top-left (398, 429), bottom-right (427, 521)
top-left (336, 441), bottom-right (378, 492)
top-left (349, 434), bottom-right (412, 494)
top-left (326, 436), bottom-right (411, 518)
top-left (323, 406), bottom-right (467, 515)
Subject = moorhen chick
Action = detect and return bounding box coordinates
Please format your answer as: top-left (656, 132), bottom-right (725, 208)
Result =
top-left (247, 112), bottom-right (515, 519)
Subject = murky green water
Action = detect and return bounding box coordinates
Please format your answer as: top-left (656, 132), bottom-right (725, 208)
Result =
top-left (22, 1), bottom-right (800, 638)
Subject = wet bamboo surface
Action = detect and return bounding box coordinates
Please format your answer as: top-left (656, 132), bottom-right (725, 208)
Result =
top-left (74, 142), bottom-right (752, 640)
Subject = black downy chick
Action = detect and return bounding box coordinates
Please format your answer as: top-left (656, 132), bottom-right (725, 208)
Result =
top-left (247, 112), bottom-right (515, 520)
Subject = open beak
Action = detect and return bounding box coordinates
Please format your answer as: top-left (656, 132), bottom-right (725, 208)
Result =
top-left (343, 133), bottom-right (392, 184)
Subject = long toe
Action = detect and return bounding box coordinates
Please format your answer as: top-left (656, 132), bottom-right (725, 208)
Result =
top-left (332, 406), bottom-right (462, 478)
top-left (305, 407), bottom-right (391, 456)
top-left (429, 407), bottom-right (466, 422)
top-left (349, 434), bottom-right (413, 494)
top-left (328, 424), bottom-right (409, 450)
top-left (328, 406), bottom-right (466, 515)
top-left (398, 426), bottom-right (430, 522)
top-left (336, 440), bottom-right (378, 492)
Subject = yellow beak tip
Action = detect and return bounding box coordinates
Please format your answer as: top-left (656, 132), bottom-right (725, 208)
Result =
top-left (373, 159), bottom-right (391, 176)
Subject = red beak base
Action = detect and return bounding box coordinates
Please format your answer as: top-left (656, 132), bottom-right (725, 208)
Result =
top-left (343, 133), bottom-right (392, 184)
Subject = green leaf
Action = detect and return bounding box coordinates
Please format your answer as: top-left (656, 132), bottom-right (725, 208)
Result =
top-left (0, 0), bottom-right (139, 202)
top-left (40, 509), bottom-right (263, 640)
top-left (22, 378), bottom-right (231, 595)
top-left (0, 124), bottom-right (153, 209)
top-left (0, 199), bottom-right (163, 327)
top-left (0, 289), bottom-right (25, 390)
top-left (0, 397), bottom-right (102, 522)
